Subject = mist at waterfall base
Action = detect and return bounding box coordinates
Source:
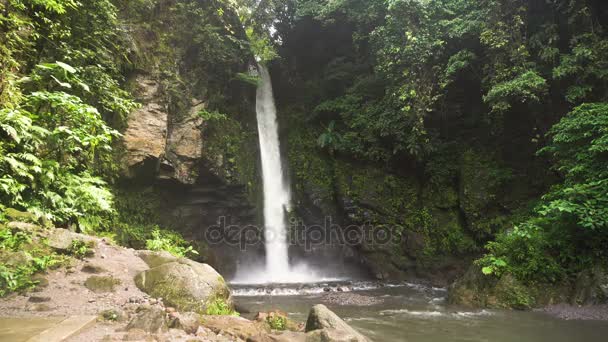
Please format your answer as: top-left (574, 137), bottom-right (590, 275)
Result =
top-left (231, 64), bottom-right (345, 285)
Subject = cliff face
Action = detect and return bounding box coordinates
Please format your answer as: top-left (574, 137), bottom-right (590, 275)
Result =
top-left (115, 0), bottom-right (262, 275)
top-left (119, 1), bottom-right (258, 188)
top-left (122, 76), bottom-right (206, 185)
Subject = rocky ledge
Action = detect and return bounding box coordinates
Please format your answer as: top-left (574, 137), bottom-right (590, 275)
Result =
top-left (0, 226), bottom-right (371, 342)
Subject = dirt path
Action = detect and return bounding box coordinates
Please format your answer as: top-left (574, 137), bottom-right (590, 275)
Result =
top-left (0, 236), bottom-right (234, 341)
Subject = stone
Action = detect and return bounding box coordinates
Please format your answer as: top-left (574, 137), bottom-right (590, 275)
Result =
top-left (47, 228), bottom-right (95, 252)
top-left (28, 303), bottom-right (52, 312)
top-left (572, 265), bottom-right (608, 305)
top-left (304, 305), bottom-right (369, 342)
top-left (305, 328), bottom-right (362, 342)
top-left (136, 251), bottom-right (178, 269)
top-left (126, 305), bottom-right (169, 334)
top-left (268, 331), bottom-right (308, 342)
top-left (172, 312), bottom-right (201, 334)
top-left (122, 328), bottom-right (149, 341)
top-left (134, 258), bottom-right (231, 313)
top-left (6, 221), bottom-right (40, 233)
top-left (31, 274), bottom-right (49, 291)
top-left (200, 315), bottom-right (269, 340)
top-left (84, 276), bottom-right (121, 293)
top-left (3, 251), bottom-right (33, 267)
top-left (82, 264), bottom-right (107, 274)
top-left (4, 208), bottom-right (37, 222)
top-left (28, 296), bottom-right (51, 303)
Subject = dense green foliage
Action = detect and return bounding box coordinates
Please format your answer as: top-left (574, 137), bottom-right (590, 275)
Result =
top-left (0, 223), bottom-right (65, 296)
top-left (0, 0), bottom-right (238, 294)
top-left (0, 0), bottom-right (136, 229)
top-left (268, 0), bottom-right (608, 288)
top-left (1, 0), bottom-right (607, 304)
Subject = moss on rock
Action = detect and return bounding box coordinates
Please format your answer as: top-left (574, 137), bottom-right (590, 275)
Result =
top-left (84, 276), bottom-right (121, 293)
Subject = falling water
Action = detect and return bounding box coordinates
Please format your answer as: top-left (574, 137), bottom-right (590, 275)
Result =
top-left (255, 63), bottom-right (291, 278)
top-left (230, 64), bottom-right (351, 284)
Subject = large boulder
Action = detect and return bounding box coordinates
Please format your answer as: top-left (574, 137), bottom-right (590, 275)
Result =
top-left (305, 305), bottom-right (369, 342)
top-left (136, 250), bottom-right (178, 269)
top-left (134, 258), bottom-right (231, 314)
top-left (306, 328), bottom-right (365, 342)
top-left (47, 228), bottom-right (96, 252)
top-left (572, 265), bottom-right (608, 305)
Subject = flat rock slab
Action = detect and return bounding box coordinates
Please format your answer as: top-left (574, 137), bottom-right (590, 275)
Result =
top-left (0, 315), bottom-right (96, 342)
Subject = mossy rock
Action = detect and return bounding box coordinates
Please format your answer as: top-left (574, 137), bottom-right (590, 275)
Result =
top-left (136, 250), bottom-right (178, 268)
top-left (84, 276), bottom-right (121, 293)
top-left (134, 258), bottom-right (231, 314)
top-left (449, 266), bottom-right (535, 309)
top-left (458, 149), bottom-right (511, 238)
top-left (4, 208), bottom-right (37, 223)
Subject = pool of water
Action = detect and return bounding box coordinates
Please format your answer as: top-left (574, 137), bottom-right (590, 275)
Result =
top-left (232, 281), bottom-right (608, 342)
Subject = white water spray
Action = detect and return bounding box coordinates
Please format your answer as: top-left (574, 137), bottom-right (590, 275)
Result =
top-left (256, 64), bottom-right (291, 279)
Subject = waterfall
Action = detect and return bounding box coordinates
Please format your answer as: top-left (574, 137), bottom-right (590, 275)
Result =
top-left (231, 64), bottom-right (343, 284)
top-left (255, 63), bottom-right (291, 278)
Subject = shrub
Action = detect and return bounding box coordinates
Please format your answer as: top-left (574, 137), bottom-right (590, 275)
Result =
top-left (205, 297), bottom-right (239, 316)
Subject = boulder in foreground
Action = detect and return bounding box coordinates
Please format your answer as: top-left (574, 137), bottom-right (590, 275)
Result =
top-left (134, 257), bottom-right (231, 314)
top-left (305, 304), bottom-right (370, 342)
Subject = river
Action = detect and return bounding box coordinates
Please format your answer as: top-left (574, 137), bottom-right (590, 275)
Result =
top-left (233, 281), bottom-right (608, 341)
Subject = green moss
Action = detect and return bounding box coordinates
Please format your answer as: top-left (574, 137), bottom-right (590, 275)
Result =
top-left (459, 148), bottom-right (513, 239)
top-left (4, 208), bottom-right (38, 223)
top-left (203, 115), bottom-right (258, 198)
top-left (494, 274), bottom-right (535, 309)
top-left (84, 276), bottom-right (120, 293)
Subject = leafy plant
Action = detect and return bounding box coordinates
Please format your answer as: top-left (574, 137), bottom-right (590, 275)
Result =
top-left (267, 314), bottom-right (287, 331)
top-left (205, 297), bottom-right (239, 316)
top-left (145, 228), bottom-right (198, 258)
top-left (68, 240), bottom-right (94, 259)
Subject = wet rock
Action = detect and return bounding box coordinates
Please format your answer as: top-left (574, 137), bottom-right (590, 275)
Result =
top-left (449, 266), bottom-right (538, 309)
top-left (572, 265), bottom-right (608, 305)
top-left (84, 275), bottom-right (121, 293)
top-left (134, 258), bottom-right (230, 313)
top-left (136, 251), bottom-right (178, 269)
top-left (305, 305), bottom-right (369, 342)
top-left (126, 305), bottom-right (168, 334)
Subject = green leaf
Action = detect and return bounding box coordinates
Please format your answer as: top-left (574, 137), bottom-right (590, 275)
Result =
top-left (55, 61), bottom-right (77, 74)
